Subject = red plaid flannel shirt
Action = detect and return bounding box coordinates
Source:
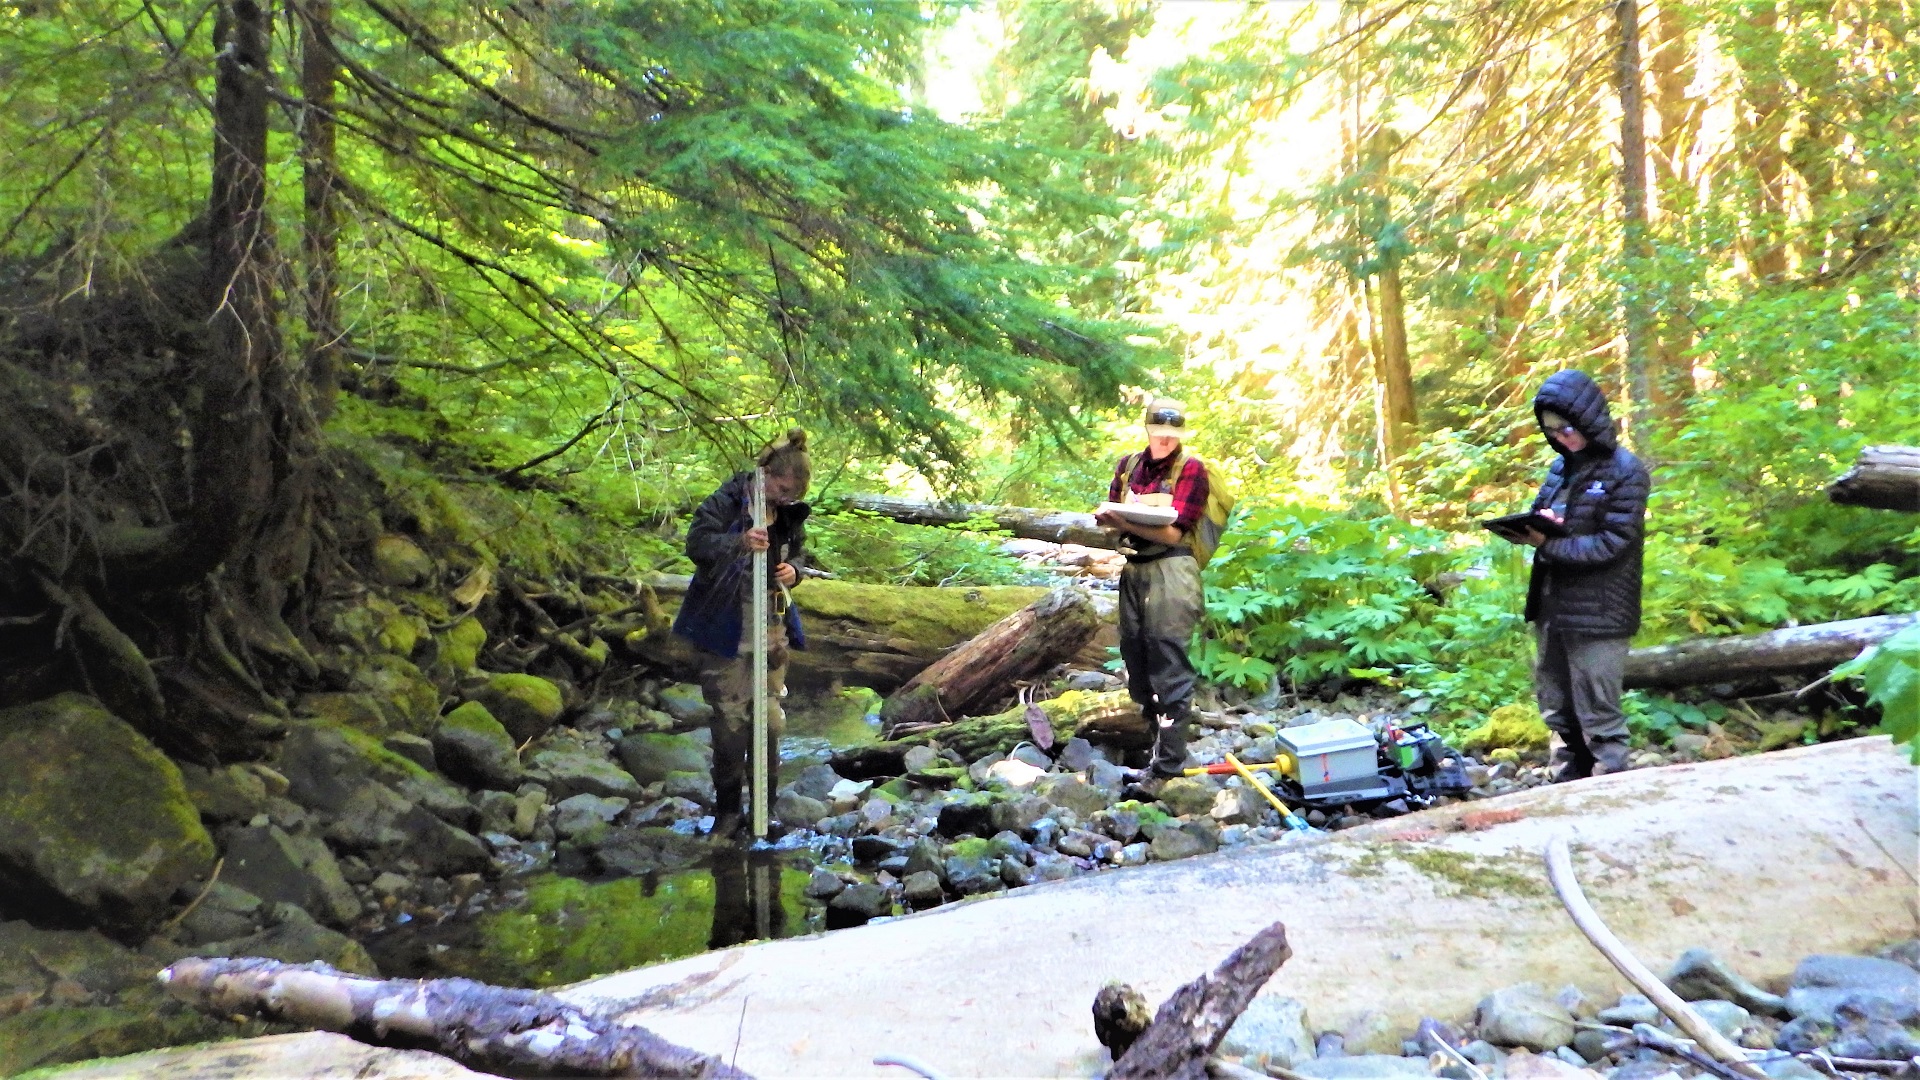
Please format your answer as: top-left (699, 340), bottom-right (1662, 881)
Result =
top-left (1109, 449), bottom-right (1210, 535)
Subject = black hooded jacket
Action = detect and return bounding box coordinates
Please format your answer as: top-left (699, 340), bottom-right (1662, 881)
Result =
top-left (1524, 370), bottom-right (1651, 637)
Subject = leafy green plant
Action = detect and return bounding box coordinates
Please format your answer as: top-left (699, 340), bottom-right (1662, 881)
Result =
top-left (1831, 623), bottom-right (1920, 762)
top-left (805, 510), bottom-right (1049, 587)
top-left (1197, 501), bottom-right (1536, 725)
top-left (1622, 693), bottom-right (1727, 746)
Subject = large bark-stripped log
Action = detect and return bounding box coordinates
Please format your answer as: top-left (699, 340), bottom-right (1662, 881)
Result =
top-left (1107, 921), bottom-right (1293, 1080)
top-left (625, 577), bottom-right (1110, 694)
top-left (838, 494), bottom-right (1118, 549)
top-left (1828, 445), bottom-right (1920, 512)
top-left (1624, 612), bottom-right (1920, 690)
top-left (880, 587), bottom-right (1100, 733)
top-left (159, 957), bottom-right (753, 1078)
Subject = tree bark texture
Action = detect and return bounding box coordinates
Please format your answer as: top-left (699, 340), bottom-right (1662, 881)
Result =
top-left (1734, 4), bottom-right (1789, 282)
top-left (1623, 613), bottom-right (1920, 690)
top-left (159, 956), bottom-right (755, 1079)
top-left (880, 586), bottom-right (1101, 733)
top-left (298, 0), bottom-right (343, 417)
top-left (833, 690), bottom-right (1149, 779)
top-left (837, 494), bottom-right (1118, 549)
top-left (1648, 0), bottom-right (1699, 415)
top-left (1828, 445), bottom-right (1920, 512)
top-left (1614, 0), bottom-right (1655, 442)
top-left (1107, 921), bottom-right (1293, 1080)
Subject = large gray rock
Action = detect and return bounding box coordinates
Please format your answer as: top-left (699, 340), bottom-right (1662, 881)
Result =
top-left (1220, 994), bottom-right (1313, 1067)
top-left (788, 763), bottom-right (842, 801)
top-left (1211, 784), bottom-right (1266, 825)
top-left (989, 794), bottom-right (1051, 837)
top-left (944, 847), bottom-right (1001, 896)
top-left (432, 702), bottom-right (524, 791)
top-left (617, 732), bottom-right (710, 785)
top-left (0, 694), bottom-right (215, 935)
top-left (318, 782), bottom-right (488, 877)
top-left (661, 770), bottom-right (716, 807)
top-left (219, 824), bottom-right (361, 927)
top-left (1667, 948), bottom-right (1790, 1018)
top-left (174, 883), bottom-right (266, 946)
top-left (1149, 820), bottom-right (1220, 862)
top-left (1786, 954), bottom-right (1920, 1024)
top-left (828, 882), bottom-right (892, 921)
top-left (551, 794), bottom-right (629, 839)
top-left (773, 792), bottom-right (828, 827)
top-left (1596, 994), bottom-right (1661, 1028)
top-left (176, 762), bottom-right (270, 824)
top-left (1037, 775), bottom-right (1110, 818)
top-left (528, 749), bottom-right (643, 802)
top-left (903, 871), bottom-right (945, 905)
top-left (1665, 999), bottom-right (1749, 1041)
top-left (279, 721), bottom-right (470, 825)
top-left (1476, 983), bottom-right (1577, 1051)
top-left (192, 901), bottom-right (378, 975)
top-left (1156, 776), bottom-right (1218, 818)
top-left (656, 684), bottom-right (713, 727)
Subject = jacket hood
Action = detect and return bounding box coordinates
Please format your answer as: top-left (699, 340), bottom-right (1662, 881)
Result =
top-left (1533, 370), bottom-right (1618, 454)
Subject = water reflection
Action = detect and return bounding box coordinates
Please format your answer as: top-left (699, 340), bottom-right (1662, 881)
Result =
top-left (365, 851), bottom-right (814, 989)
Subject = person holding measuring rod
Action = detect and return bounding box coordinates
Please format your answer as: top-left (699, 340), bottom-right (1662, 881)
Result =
top-left (673, 429), bottom-right (813, 843)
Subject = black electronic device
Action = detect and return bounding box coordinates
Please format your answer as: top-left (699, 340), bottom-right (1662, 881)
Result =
top-left (1480, 511), bottom-right (1570, 542)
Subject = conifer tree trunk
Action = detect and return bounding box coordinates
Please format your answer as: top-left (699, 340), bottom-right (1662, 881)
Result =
top-left (1614, 0), bottom-right (1655, 444)
top-left (299, 0), bottom-right (342, 417)
top-left (1648, 1), bottom-right (1697, 415)
top-left (1735, 4), bottom-right (1789, 282)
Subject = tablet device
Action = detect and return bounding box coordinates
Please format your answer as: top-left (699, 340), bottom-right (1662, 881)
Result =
top-left (1481, 511), bottom-right (1570, 542)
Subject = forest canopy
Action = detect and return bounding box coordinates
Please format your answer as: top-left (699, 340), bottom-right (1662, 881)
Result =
top-left (1, 0), bottom-right (1916, 748)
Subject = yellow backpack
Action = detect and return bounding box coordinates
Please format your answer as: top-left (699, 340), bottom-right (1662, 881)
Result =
top-left (1118, 448), bottom-right (1237, 568)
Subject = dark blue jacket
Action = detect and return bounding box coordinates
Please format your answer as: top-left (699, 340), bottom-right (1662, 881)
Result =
top-left (672, 471), bottom-right (809, 659)
top-left (1525, 370), bottom-right (1652, 637)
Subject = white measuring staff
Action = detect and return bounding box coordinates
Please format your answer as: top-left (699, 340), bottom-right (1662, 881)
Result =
top-left (749, 467), bottom-right (770, 840)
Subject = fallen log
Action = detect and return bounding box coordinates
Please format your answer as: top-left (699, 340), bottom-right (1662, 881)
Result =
top-left (880, 586), bottom-right (1101, 733)
top-left (1106, 921), bottom-right (1293, 1080)
top-left (1828, 445), bottom-right (1920, 512)
top-left (1623, 612), bottom-right (1920, 691)
top-left (159, 956), bottom-right (752, 1079)
top-left (832, 689), bottom-right (1149, 779)
top-left (622, 577), bottom-right (1103, 693)
top-left (838, 493), bottom-right (1118, 549)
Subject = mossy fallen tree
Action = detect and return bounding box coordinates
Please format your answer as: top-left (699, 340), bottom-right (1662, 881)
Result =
top-left (622, 577), bottom-right (1107, 693)
top-left (880, 586), bottom-right (1101, 733)
top-left (832, 690), bottom-right (1148, 778)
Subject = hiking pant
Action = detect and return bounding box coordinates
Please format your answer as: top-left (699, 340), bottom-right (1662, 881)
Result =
top-left (701, 594), bottom-right (787, 822)
top-left (1118, 554), bottom-right (1204, 777)
top-left (1533, 625), bottom-right (1631, 780)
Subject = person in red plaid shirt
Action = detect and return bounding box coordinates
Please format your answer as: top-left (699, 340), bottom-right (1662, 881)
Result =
top-left (1095, 398), bottom-right (1210, 786)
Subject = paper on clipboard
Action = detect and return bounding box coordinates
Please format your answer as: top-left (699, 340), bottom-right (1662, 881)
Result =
top-left (1096, 501), bottom-right (1178, 527)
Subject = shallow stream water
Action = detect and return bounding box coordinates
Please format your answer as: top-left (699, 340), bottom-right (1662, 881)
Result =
top-left (364, 691), bottom-right (882, 987)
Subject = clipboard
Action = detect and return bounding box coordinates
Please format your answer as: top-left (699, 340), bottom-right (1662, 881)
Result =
top-left (1481, 511), bottom-right (1570, 542)
top-left (1096, 501), bottom-right (1178, 527)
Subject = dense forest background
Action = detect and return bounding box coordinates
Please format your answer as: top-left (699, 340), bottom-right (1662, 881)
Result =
top-left (2, 0), bottom-right (1916, 753)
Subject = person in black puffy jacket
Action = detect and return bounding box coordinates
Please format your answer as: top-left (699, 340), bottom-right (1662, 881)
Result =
top-left (1517, 370), bottom-right (1651, 781)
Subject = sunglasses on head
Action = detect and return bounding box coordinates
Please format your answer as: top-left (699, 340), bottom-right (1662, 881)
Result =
top-left (1147, 408), bottom-right (1186, 428)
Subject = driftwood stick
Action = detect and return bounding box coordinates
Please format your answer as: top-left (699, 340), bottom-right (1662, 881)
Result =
top-left (1543, 838), bottom-right (1768, 1080)
top-left (159, 957), bottom-right (753, 1078)
top-left (1108, 921), bottom-right (1293, 1080)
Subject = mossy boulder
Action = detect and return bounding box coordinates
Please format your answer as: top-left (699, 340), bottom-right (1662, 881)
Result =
top-left (348, 654), bottom-right (441, 734)
top-left (275, 721), bottom-right (472, 829)
top-left (435, 615), bottom-right (488, 673)
top-left (1460, 703), bottom-right (1551, 753)
top-left (616, 732), bottom-right (710, 785)
top-left (372, 533), bottom-right (434, 587)
top-left (0, 694), bottom-right (215, 937)
top-left (433, 702), bottom-right (524, 791)
top-left (174, 762), bottom-right (269, 825)
top-left (469, 673), bottom-right (565, 744)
